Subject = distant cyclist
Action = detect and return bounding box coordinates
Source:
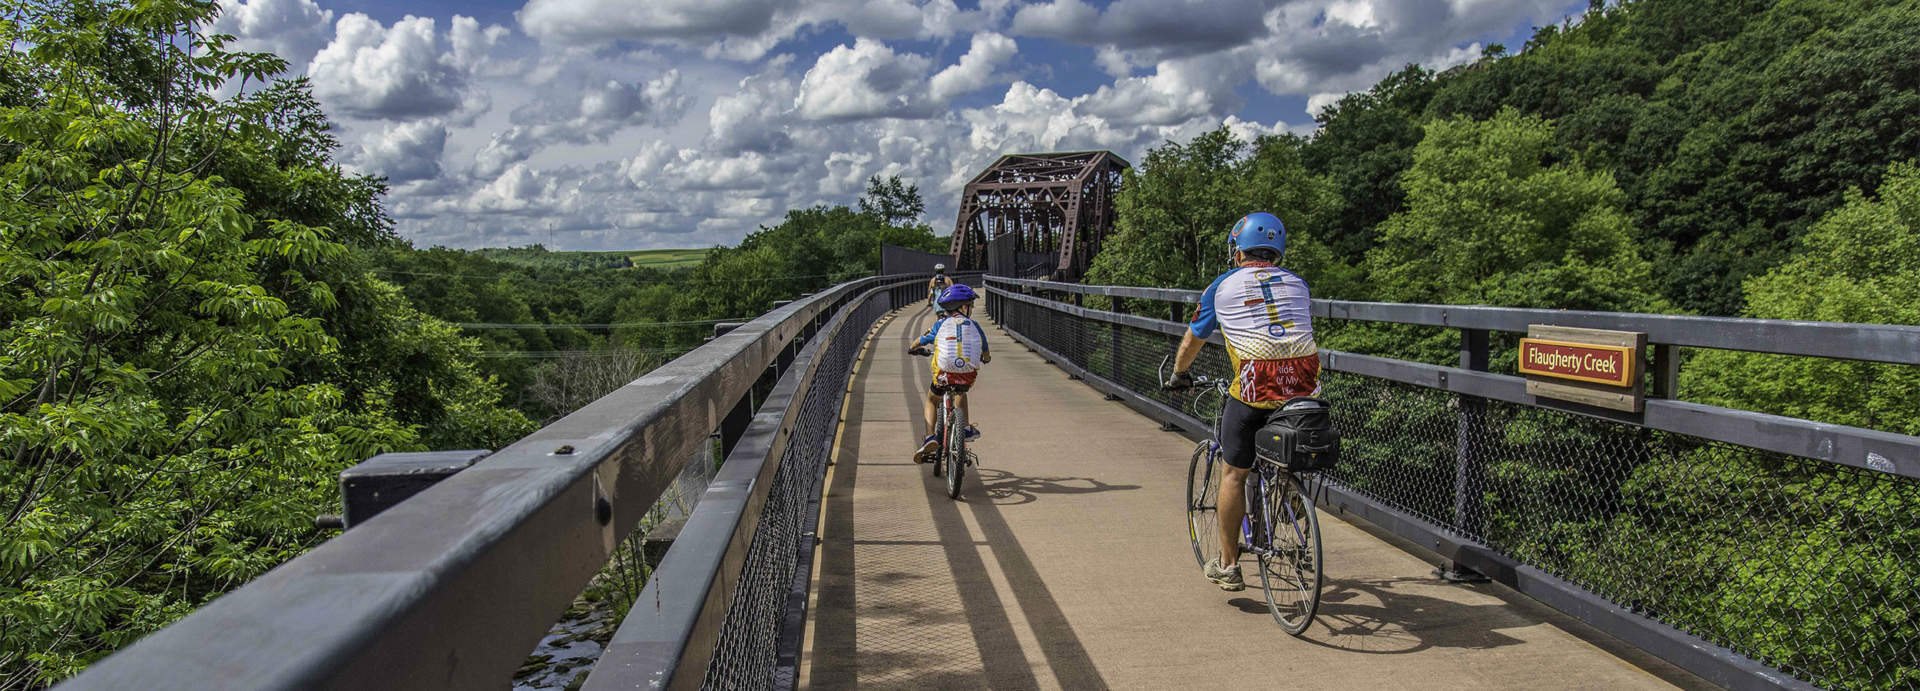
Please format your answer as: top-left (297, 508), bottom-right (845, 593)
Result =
top-left (928, 264), bottom-right (951, 313)
top-left (1163, 212), bottom-right (1321, 591)
top-left (910, 284), bottom-right (990, 462)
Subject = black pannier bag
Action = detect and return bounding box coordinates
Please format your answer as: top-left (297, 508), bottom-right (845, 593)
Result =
top-left (1253, 397), bottom-right (1341, 472)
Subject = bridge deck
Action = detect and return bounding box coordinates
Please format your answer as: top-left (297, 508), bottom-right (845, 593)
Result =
top-left (800, 307), bottom-right (1705, 689)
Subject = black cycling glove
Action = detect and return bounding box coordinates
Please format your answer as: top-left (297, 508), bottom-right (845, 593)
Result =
top-left (1163, 370), bottom-right (1194, 391)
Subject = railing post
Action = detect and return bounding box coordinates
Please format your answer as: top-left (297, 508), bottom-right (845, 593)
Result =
top-left (715, 321), bottom-right (756, 458)
top-left (1441, 328), bottom-right (1491, 583)
top-left (1650, 343), bottom-right (1680, 398)
top-left (1108, 299), bottom-right (1124, 385)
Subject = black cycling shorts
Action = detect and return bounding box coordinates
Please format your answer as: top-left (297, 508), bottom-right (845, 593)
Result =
top-left (1218, 396), bottom-right (1272, 469)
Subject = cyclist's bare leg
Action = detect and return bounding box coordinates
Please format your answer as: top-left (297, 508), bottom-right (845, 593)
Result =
top-left (1218, 464), bottom-right (1250, 566)
top-left (922, 391), bottom-right (940, 436)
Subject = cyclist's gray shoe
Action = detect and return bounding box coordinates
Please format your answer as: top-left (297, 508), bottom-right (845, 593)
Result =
top-left (913, 435), bottom-right (939, 463)
top-left (1205, 558), bottom-right (1244, 591)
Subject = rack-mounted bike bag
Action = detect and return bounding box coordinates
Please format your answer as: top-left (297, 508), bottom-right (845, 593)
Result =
top-left (1253, 397), bottom-right (1341, 472)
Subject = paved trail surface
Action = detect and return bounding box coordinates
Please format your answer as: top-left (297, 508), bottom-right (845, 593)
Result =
top-left (800, 307), bottom-right (1705, 690)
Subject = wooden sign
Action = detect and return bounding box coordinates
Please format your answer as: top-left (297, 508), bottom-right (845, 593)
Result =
top-left (1520, 325), bottom-right (1645, 412)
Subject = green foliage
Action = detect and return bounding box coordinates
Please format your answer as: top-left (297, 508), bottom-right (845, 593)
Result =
top-left (1365, 109), bottom-right (1658, 312)
top-left (1686, 161), bottom-right (1920, 432)
top-left (1304, 66), bottom-right (1439, 257)
top-left (370, 175), bottom-right (944, 423)
top-left (1086, 128), bottom-right (1350, 297)
top-left (0, 1), bottom-right (528, 684)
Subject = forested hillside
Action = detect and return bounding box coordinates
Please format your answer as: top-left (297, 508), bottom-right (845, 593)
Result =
top-left (0, 2), bottom-right (940, 686)
top-left (370, 180), bottom-right (944, 423)
top-left (1088, 0), bottom-right (1920, 426)
top-left (1094, 0), bottom-right (1920, 316)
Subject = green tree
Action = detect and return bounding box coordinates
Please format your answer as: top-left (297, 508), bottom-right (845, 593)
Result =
top-left (0, 2), bottom-right (528, 683)
top-left (1686, 161), bottom-right (1920, 432)
top-left (1303, 65), bottom-right (1438, 257)
top-left (856, 174), bottom-right (927, 227)
top-left (1087, 128), bottom-right (1348, 296)
top-left (1365, 109), bottom-right (1658, 312)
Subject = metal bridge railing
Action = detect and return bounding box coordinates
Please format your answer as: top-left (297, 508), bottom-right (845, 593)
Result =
top-left (985, 277), bottom-right (1919, 691)
top-left (60, 273), bottom-right (976, 691)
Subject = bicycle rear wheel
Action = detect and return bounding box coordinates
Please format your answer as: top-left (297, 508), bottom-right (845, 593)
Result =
top-left (1185, 440), bottom-right (1221, 568)
top-left (1257, 473), bottom-right (1323, 636)
top-left (945, 407), bottom-right (966, 499)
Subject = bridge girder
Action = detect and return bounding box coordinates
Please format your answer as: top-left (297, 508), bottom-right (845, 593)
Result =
top-left (948, 150), bottom-right (1129, 281)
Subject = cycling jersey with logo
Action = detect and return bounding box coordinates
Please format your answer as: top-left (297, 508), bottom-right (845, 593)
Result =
top-left (918, 315), bottom-right (987, 375)
top-left (1189, 262), bottom-right (1319, 408)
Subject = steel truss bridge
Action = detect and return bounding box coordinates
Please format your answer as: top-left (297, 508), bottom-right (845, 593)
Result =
top-left (60, 274), bottom-right (1920, 690)
top-left (949, 151), bottom-right (1129, 281)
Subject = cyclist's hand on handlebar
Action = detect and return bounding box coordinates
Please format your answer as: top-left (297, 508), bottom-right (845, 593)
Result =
top-left (909, 346), bottom-right (932, 357)
top-left (1162, 370), bottom-right (1194, 391)
top-left (982, 351), bottom-right (992, 364)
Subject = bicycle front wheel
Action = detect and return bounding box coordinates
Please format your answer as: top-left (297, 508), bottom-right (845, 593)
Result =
top-left (1257, 474), bottom-right (1323, 636)
top-left (1185, 440), bottom-right (1221, 568)
top-left (945, 408), bottom-right (966, 499)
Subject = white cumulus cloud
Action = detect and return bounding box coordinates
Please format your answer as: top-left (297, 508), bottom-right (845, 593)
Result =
top-left (929, 32), bottom-right (1018, 103)
top-left (210, 0), bottom-right (335, 74)
top-left (348, 118), bottom-right (448, 182)
top-left (795, 39), bottom-right (935, 120)
top-left (307, 14), bottom-right (507, 121)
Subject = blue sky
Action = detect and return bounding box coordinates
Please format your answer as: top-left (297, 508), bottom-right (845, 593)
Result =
top-left (212, 0), bottom-right (1586, 250)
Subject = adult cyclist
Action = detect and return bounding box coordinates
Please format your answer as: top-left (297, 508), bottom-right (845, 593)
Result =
top-left (1163, 212), bottom-right (1321, 591)
top-left (910, 284), bottom-right (990, 463)
top-left (927, 264), bottom-right (952, 313)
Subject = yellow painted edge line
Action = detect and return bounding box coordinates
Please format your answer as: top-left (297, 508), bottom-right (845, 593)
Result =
top-left (798, 305), bottom-right (894, 682)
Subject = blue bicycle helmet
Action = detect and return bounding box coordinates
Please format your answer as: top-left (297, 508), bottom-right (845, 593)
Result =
top-left (1230, 212), bottom-right (1287, 256)
top-left (937, 284), bottom-right (977, 305)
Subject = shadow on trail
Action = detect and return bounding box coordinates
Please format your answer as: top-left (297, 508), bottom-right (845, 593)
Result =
top-left (900, 306), bottom-right (1111, 691)
top-left (971, 467), bottom-right (1141, 506)
top-left (1220, 577), bottom-right (1528, 655)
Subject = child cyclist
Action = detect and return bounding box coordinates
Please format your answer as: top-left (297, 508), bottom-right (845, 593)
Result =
top-left (909, 284), bottom-right (990, 462)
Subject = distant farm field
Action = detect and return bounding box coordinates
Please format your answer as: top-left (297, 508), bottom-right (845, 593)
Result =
top-left (627, 248), bottom-right (709, 270)
top-left (475, 247), bottom-right (710, 271)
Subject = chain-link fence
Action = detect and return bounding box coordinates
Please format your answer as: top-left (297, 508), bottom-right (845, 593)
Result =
top-left (577, 276), bottom-right (980, 691)
top-left (988, 286), bottom-right (1920, 691)
top-left (702, 291), bottom-right (893, 689)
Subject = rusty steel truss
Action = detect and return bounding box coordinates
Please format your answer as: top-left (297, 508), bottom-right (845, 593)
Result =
top-left (948, 151), bottom-right (1129, 281)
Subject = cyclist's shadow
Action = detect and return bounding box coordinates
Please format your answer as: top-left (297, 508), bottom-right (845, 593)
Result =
top-left (971, 466), bottom-right (1141, 506)
top-left (1225, 576), bottom-right (1528, 654)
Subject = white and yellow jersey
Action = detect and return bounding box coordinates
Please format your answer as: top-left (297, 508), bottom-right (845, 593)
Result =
top-left (918, 315), bottom-right (988, 374)
top-left (1189, 263), bottom-right (1320, 408)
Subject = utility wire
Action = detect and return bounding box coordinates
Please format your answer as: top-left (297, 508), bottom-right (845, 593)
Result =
top-left (368, 268), bottom-right (854, 286)
top-left (446, 317), bottom-right (749, 330)
top-left (477, 347), bottom-right (695, 359)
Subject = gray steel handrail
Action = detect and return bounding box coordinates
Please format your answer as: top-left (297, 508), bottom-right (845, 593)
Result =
top-left (60, 275), bottom-right (906, 691)
top-left (584, 278), bottom-right (913, 690)
top-left (986, 276), bottom-right (1920, 365)
top-left (987, 286), bottom-right (1920, 480)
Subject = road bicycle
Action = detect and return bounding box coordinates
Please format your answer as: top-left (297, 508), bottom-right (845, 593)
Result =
top-left (1163, 359), bottom-right (1325, 635)
top-left (910, 346), bottom-right (968, 499)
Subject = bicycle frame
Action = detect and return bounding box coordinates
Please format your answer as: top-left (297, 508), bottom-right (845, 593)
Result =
top-left (1194, 380), bottom-right (1307, 559)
